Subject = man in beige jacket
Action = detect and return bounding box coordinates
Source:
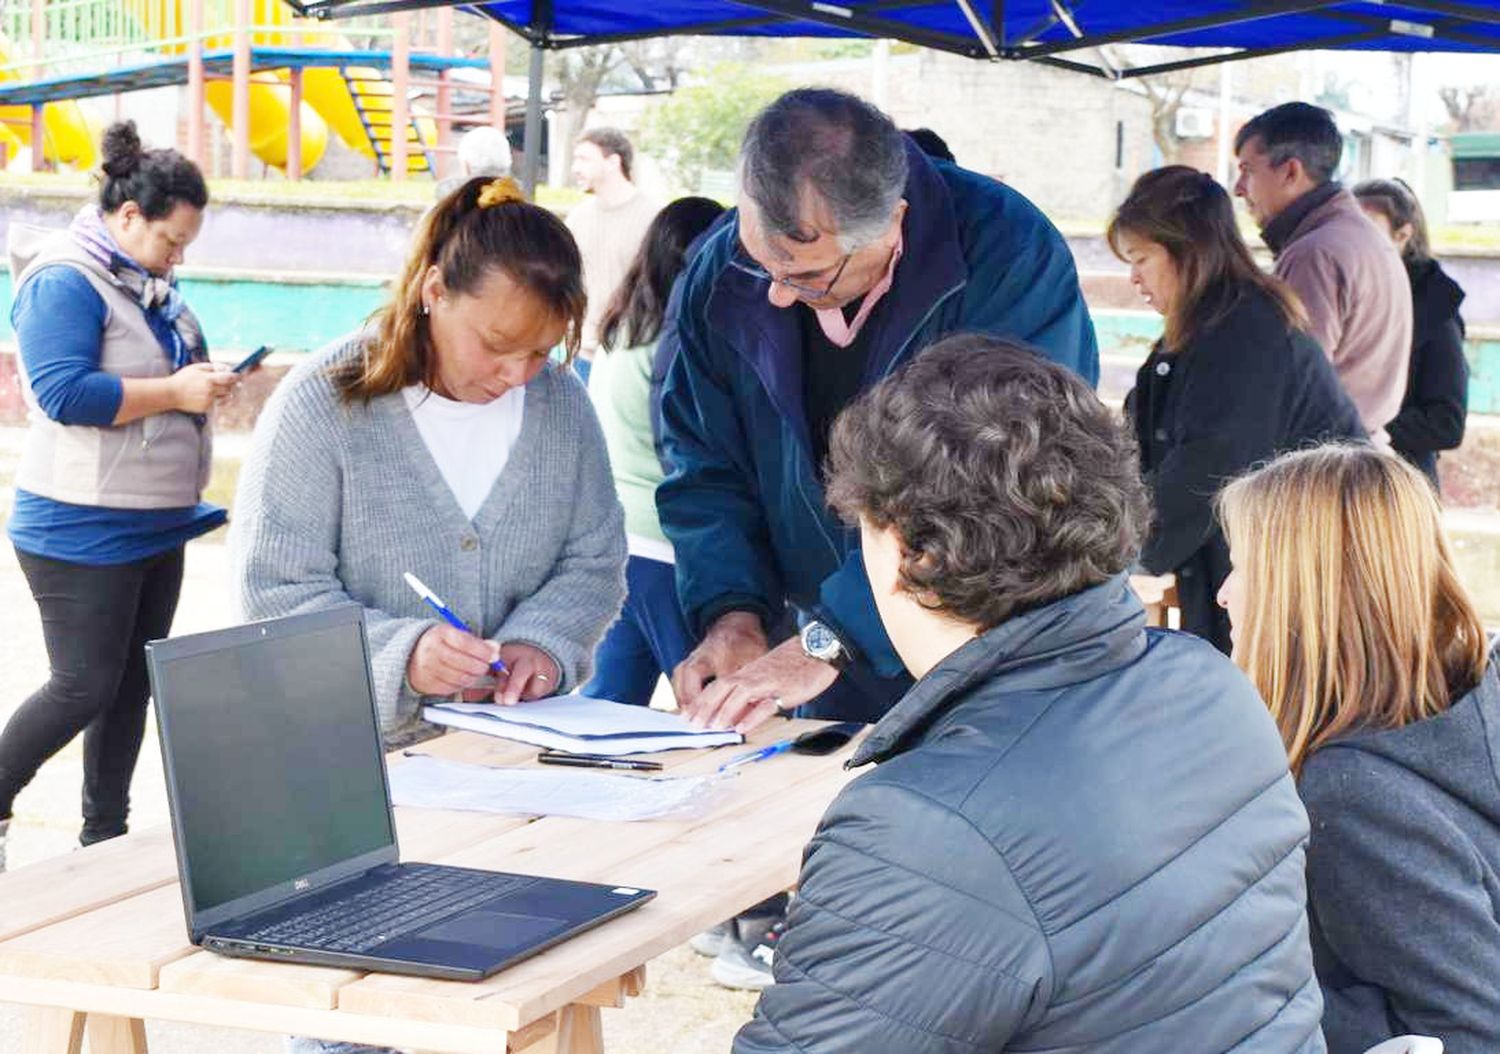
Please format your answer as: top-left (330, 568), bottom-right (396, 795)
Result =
top-left (1234, 102), bottom-right (1412, 436)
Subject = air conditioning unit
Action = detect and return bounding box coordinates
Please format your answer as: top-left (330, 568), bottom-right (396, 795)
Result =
top-left (1175, 108), bottom-right (1216, 140)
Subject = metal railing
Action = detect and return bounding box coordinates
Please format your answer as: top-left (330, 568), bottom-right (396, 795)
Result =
top-left (0, 0), bottom-right (395, 80)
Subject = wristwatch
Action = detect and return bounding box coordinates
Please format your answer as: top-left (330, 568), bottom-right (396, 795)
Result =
top-left (799, 619), bottom-right (850, 670)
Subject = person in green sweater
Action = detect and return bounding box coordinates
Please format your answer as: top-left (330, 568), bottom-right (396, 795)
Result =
top-left (583, 196), bottom-right (725, 705)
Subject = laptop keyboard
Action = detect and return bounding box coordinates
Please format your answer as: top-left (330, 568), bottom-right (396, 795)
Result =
top-left (241, 865), bottom-right (533, 954)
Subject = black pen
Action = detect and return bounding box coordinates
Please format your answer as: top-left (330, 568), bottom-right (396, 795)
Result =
top-left (536, 751), bottom-right (663, 772)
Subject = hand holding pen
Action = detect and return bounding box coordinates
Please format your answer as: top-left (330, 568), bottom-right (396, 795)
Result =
top-left (402, 572), bottom-right (557, 705)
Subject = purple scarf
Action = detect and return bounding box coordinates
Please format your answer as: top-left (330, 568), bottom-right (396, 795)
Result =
top-left (69, 205), bottom-right (206, 369)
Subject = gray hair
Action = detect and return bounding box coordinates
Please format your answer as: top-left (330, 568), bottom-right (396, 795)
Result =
top-left (458, 126), bottom-right (512, 178)
top-left (738, 88), bottom-right (908, 252)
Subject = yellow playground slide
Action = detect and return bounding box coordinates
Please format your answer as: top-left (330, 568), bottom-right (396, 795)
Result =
top-left (198, 0), bottom-right (434, 175)
top-left (0, 33), bottom-right (98, 169)
top-left (3, 0), bottom-right (431, 177)
top-left (137, 0), bottom-right (329, 173)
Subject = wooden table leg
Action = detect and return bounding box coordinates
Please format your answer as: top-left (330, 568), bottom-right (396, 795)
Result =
top-left (85, 1014), bottom-right (149, 1053)
top-left (22, 1008), bottom-right (85, 1054)
top-left (550, 1005), bottom-right (604, 1054)
top-left (512, 1005), bottom-right (603, 1054)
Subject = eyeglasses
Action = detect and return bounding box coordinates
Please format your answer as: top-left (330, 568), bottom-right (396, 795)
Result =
top-left (729, 251), bottom-right (852, 300)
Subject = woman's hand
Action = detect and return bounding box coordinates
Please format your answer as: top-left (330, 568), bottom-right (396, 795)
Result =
top-left (407, 624), bottom-right (499, 697)
top-left (170, 362), bottom-right (237, 414)
top-left (490, 642), bottom-right (560, 706)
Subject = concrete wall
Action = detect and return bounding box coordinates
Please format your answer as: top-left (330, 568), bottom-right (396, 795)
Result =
top-left (0, 185), bottom-right (425, 278)
top-left (811, 52), bottom-right (1157, 222)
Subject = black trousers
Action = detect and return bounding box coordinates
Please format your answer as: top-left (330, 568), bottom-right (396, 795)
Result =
top-left (0, 545), bottom-right (185, 845)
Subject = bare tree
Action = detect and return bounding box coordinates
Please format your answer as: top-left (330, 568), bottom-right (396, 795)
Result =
top-left (552, 46), bottom-right (623, 159)
top-left (1138, 72), bottom-right (1200, 164)
top-left (1108, 45), bottom-right (1214, 164)
top-left (1439, 84), bottom-right (1500, 132)
top-left (551, 40), bottom-right (693, 170)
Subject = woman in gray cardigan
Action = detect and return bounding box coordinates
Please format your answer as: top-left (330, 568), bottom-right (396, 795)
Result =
top-left (231, 176), bottom-right (626, 743)
top-left (1219, 445), bottom-right (1500, 1054)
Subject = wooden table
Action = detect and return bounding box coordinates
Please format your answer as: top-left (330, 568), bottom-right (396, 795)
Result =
top-left (0, 717), bottom-right (858, 1053)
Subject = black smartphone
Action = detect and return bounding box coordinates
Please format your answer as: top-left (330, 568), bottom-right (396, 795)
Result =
top-left (231, 345), bottom-right (273, 374)
top-left (791, 721), bottom-right (864, 756)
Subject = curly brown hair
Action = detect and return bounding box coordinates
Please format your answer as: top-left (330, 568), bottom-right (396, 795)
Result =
top-left (826, 334), bottom-right (1149, 629)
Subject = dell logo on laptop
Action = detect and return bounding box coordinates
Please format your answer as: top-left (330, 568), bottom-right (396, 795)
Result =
top-left (294, 878), bottom-right (311, 892)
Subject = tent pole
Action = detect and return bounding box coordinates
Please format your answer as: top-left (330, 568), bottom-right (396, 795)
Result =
top-left (522, 42), bottom-right (544, 195)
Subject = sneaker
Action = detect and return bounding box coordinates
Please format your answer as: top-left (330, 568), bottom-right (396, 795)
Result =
top-left (284, 1038), bottom-right (401, 1054)
top-left (710, 918), bottom-right (786, 991)
top-left (689, 920), bottom-right (732, 957)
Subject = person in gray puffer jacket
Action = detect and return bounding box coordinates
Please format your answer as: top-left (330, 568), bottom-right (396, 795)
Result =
top-left (732, 334), bottom-right (1325, 1054)
top-left (1218, 444), bottom-right (1500, 1054)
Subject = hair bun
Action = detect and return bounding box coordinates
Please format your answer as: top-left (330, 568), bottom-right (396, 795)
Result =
top-left (100, 121), bottom-right (143, 179)
top-left (476, 176), bottom-right (525, 209)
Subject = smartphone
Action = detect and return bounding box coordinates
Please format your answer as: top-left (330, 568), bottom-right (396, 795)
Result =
top-left (231, 345), bottom-right (273, 374)
top-left (791, 721), bottom-right (864, 756)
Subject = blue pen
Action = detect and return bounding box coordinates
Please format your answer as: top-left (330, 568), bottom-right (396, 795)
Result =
top-left (403, 571), bottom-right (509, 676)
top-left (718, 738), bottom-right (796, 774)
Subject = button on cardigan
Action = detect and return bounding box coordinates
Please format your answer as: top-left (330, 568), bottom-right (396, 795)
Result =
top-left (230, 333), bottom-right (627, 737)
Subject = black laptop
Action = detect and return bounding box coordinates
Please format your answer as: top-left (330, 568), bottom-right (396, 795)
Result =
top-left (145, 604), bottom-right (655, 982)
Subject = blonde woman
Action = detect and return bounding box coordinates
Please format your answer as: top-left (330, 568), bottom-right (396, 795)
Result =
top-left (1217, 444), bottom-right (1499, 1054)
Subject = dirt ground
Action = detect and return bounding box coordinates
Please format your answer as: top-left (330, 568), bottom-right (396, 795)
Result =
top-left (0, 539), bottom-right (759, 1053)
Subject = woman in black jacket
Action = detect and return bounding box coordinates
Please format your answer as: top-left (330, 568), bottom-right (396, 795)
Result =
top-left (1353, 178), bottom-right (1468, 487)
top-left (1112, 166), bottom-right (1365, 653)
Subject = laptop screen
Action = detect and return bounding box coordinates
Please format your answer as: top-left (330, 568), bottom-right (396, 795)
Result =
top-left (151, 610), bottom-right (397, 916)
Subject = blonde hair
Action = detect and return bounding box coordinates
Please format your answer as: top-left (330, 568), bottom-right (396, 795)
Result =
top-left (1218, 445), bottom-right (1487, 775)
top-left (337, 176), bottom-right (583, 403)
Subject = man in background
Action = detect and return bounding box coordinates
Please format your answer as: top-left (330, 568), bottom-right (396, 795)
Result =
top-left (566, 127), bottom-right (660, 377)
top-left (434, 124), bottom-right (512, 200)
top-left (1234, 102), bottom-right (1411, 435)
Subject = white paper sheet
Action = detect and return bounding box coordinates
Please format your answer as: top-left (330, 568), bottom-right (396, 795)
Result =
top-left (387, 755), bottom-right (730, 821)
top-left (423, 695), bottom-right (743, 755)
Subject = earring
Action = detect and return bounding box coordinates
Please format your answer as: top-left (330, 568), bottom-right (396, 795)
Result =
top-left (421, 303), bottom-right (430, 317)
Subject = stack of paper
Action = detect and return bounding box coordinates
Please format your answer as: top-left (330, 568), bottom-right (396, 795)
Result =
top-left (423, 694), bottom-right (744, 755)
top-left (389, 756), bottom-right (730, 821)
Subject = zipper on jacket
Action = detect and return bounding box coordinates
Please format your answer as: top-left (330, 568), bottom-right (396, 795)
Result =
top-left (797, 278), bottom-right (966, 564)
top-left (887, 279), bottom-right (966, 377)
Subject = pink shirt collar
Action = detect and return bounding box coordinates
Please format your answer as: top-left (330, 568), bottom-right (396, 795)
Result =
top-left (814, 229), bottom-right (905, 348)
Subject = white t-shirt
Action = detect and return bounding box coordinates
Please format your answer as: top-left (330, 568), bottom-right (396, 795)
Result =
top-left (402, 384), bottom-right (525, 520)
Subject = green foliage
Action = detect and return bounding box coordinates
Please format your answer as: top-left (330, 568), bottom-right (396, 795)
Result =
top-left (637, 63), bottom-right (790, 194)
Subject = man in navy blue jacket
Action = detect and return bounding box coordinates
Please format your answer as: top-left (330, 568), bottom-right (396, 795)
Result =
top-left (659, 88), bottom-right (1098, 728)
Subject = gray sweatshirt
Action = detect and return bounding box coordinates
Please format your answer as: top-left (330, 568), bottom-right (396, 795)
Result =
top-left (1300, 648), bottom-right (1500, 1054)
top-left (230, 333), bottom-right (626, 737)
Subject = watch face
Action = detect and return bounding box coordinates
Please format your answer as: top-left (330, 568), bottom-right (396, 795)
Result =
top-left (804, 622), bottom-right (840, 658)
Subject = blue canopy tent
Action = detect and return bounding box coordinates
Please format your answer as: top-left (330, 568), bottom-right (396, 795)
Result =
top-left (283, 0), bottom-right (1500, 187)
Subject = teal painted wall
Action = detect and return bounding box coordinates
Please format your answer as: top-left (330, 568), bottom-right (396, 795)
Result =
top-left (4, 277), bottom-right (1499, 416)
top-left (0, 272), bottom-right (388, 355)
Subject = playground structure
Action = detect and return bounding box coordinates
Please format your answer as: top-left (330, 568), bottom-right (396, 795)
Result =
top-left (0, 0), bottom-right (509, 180)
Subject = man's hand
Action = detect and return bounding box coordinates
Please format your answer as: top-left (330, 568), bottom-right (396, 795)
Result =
top-left (1129, 573), bottom-right (1176, 607)
top-left (684, 637), bottom-right (839, 734)
top-left (407, 624), bottom-right (498, 697)
top-left (490, 642), bottom-right (560, 706)
top-left (671, 611), bottom-right (769, 710)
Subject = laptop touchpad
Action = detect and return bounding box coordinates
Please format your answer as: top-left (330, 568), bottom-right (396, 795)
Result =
top-left (416, 911), bottom-right (568, 947)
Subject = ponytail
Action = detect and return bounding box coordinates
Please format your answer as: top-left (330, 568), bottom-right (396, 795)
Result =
top-left (337, 176), bottom-right (586, 403)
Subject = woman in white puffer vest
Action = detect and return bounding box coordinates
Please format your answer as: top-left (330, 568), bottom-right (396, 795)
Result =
top-left (0, 121), bottom-right (233, 870)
